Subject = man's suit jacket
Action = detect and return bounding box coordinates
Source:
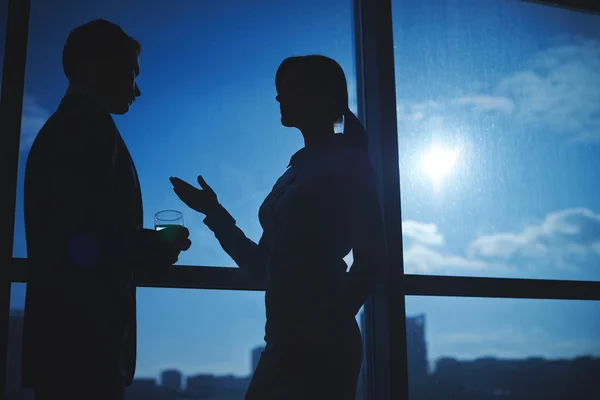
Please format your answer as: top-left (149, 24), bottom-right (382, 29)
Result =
top-left (22, 92), bottom-right (145, 390)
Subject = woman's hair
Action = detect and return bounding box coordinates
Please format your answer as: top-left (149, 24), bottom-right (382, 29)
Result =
top-left (275, 55), bottom-right (367, 148)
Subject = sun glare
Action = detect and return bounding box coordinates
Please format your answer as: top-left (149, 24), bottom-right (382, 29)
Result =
top-left (422, 145), bottom-right (459, 183)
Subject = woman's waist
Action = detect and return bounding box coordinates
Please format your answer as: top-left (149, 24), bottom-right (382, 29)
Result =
top-left (263, 296), bottom-right (360, 350)
top-left (264, 277), bottom-right (346, 333)
top-left (267, 256), bottom-right (347, 278)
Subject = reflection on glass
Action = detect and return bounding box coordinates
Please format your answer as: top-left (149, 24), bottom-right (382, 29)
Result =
top-left (393, 0), bottom-right (600, 281)
top-left (404, 296), bottom-right (600, 400)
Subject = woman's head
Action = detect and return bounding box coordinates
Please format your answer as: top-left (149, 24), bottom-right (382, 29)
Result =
top-left (275, 55), bottom-right (349, 129)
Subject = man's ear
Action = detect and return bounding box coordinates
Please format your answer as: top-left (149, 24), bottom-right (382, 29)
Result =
top-left (72, 58), bottom-right (98, 86)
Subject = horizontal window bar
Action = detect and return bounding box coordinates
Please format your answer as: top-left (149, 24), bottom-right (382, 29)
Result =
top-left (8, 258), bottom-right (263, 291)
top-left (522, 0), bottom-right (600, 14)
top-left (403, 274), bottom-right (600, 301)
top-left (9, 258), bottom-right (600, 300)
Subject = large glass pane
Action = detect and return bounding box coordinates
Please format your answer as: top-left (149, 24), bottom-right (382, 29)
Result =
top-left (393, 0), bottom-right (600, 281)
top-left (127, 295), bottom-right (365, 400)
top-left (7, 285), bottom-right (368, 399)
top-left (127, 288), bottom-right (266, 399)
top-left (405, 296), bottom-right (600, 400)
top-left (13, 0), bottom-right (358, 268)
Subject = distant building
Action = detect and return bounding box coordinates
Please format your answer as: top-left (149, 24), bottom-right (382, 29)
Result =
top-left (430, 356), bottom-right (600, 400)
top-left (406, 314), bottom-right (428, 385)
top-left (128, 378), bottom-right (157, 390)
top-left (6, 309), bottom-right (25, 396)
top-left (355, 312), bottom-right (429, 399)
top-left (161, 369), bottom-right (182, 391)
top-left (186, 374), bottom-right (250, 398)
top-left (126, 378), bottom-right (159, 400)
top-left (186, 374), bottom-right (217, 397)
top-left (251, 345), bottom-right (265, 375)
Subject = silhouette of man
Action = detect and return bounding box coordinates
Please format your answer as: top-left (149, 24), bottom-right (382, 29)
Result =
top-left (21, 19), bottom-right (191, 400)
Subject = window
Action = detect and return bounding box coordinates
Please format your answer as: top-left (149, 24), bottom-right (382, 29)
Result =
top-left (13, 0), bottom-right (358, 269)
top-left (110, 290), bottom-right (365, 400)
top-left (127, 288), bottom-right (266, 399)
top-left (7, 0), bottom-right (370, 397)
top-left (7, 287), bottom-right (368, 400)
top-left (8, 0), bottom-right (600, 399)
top-left (404, 296), bottom-right (600, 400)
top-left (393, 0), bottom-right (600, 281)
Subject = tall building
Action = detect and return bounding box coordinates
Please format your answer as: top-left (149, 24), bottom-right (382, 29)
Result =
top-left (355, 312), bottom-right (429, 400)
top-left (160, 369), bottom-right (182, 391)
top-left (6, 309), bottom-right (24, 397)
top-left (251, 345), bottom-right (265, 376)
top-left (406, 314), bottom-right (428, 385)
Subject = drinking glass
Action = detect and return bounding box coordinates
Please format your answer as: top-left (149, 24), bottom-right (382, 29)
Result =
top-left (154, 210), bottom-right (184, 231)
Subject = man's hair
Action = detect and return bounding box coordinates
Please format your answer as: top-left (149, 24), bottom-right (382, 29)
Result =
top-left (62, 19), bottom-right (141, 80)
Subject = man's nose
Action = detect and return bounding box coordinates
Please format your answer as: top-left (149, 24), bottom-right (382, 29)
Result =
top-left (134, 83), bottom-right (141, 97)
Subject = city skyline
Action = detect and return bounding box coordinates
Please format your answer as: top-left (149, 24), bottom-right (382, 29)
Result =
top-left (3, 0), bottom-right (600, 381)
top-left (7, 306), bottom-right (598, 387)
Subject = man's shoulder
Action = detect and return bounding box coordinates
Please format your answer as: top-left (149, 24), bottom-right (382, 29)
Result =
top-left (32, 98), bottom-right (116, 151)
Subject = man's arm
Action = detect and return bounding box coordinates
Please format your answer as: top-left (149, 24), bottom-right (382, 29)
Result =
top-left (48, 117), bottom-right (182, 280)
top-left (49, 118), bottom-right (127, 282)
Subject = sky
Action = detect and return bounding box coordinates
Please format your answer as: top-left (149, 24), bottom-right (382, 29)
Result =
top-left (2, 0), bottom-right (600, 380)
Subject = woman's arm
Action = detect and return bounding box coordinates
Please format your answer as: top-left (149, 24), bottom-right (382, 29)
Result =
top-left (334, 150), bottom-right (387, 318)
top-left (169, 176), bottom-right (268, 279)
top-left (203, 204), bottom-right (269, 280)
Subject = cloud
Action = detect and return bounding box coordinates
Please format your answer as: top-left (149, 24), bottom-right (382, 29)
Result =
top-left (397, 100), bottom-right (442, 121)
top-left (20, 93), bottom-right (50, 151)
top-left (468, 208), bottom-right (600, 267)
top-left (400, 220), bottom-right (518, 275)
top-left (402, 220), bottom-right (445, 246)
top-left (403, 243), bottom-right (489, 274)
top-left (401, 208), bottom-right (600, 276)
top-left (400, 221), bottom-right (518, 275)
top-left (457, 37), bottom-right (600, 143)
top-left (455, 95), bottom-right (515, 114)
top-left (568, 130), bottom-right (600, 144)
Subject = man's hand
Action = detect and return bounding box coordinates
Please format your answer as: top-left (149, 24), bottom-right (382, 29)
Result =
top-left (157, 225), bottom-right (191, 264)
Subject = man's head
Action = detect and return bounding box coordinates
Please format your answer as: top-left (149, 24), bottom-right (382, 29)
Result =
top-left (63, 19), bottom-right (141, 115)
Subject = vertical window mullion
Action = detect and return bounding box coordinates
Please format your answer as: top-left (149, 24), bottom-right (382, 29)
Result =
top-left (355, 0), bottom-right (408, 399)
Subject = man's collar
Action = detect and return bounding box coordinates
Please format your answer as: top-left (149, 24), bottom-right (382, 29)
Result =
top-left (63, 86), bottom-right (105, 111)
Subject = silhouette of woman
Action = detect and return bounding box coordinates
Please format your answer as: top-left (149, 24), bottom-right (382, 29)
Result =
top-left (170, 55), bottom-right (387, 399)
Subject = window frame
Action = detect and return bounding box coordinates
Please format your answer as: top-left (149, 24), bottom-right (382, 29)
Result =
top-left (522, 0), bottom-right (600, 14)
top-left (2, 0), bottom-right (30, 396)
top-left (3, 0), bottom-right (600, 398)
